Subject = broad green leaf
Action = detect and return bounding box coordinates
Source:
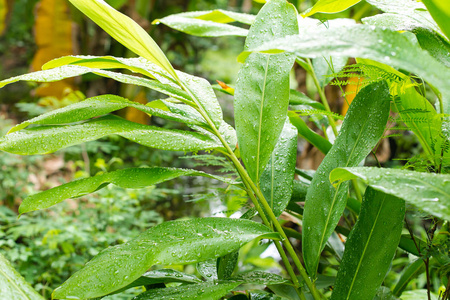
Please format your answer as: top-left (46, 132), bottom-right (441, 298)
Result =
top-left (132, 281), bottom-right (240, 300)
top-left (153, 15), bottom-right (248, 37)
top-left (238, 24), bottom-right (450, 113)
top-left (302, 81), bottom-right (391, 276)
top-left (234, 0), bottom-right (298, 182)
top-left (19, 167), bottom-right (230, 214)
top-left (159, 9), bottom-right (255, 25)
top-left (329, 167), bottom-right (450, 220)
top-left (8, 95), bottom-right (204, 134)
top-left (0, 252), bottom-right (44, 300)
top-left (302, 0), bottom-right (361, 18)
top-left (414, 28), bottom-right (450, 68)
top-left (289, 90), bottom-right (324, 109)
top-left (52, 218), bottom-right (276, 299)
top-left (393, 259), bottom-right (425, 297)
top-left (0, 115), bottom-right (220, 155)
top-left (260, 119), bottom-right (298, 217)
top-left (422, 0), bottom-right (450, 41)
top-left (197, 259), bottom-right (218, 281)
top-left (400, 290), bottom-right (439, 300)
top-left (288, 111), bottom-right (332, 155)
top-left (331, 188), bottom-right (405, 300)
top-left (67, 0), bottom-right (176, 78)
top-left (217, 251), bottom-right (239, 280)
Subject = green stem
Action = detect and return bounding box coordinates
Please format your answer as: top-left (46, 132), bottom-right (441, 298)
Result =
top-left (306, 58), bottom-right (339, 137)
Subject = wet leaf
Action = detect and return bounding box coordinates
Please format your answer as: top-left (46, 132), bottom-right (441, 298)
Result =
top-left (239, 24), bottom-right (450, 113)
top-left (234, 0), bottom-right (298, 182)
top-left (260, 119), bottom-right (298, 217)
top-left (422, 0), bottom-right (450, 41)
top-left (230, 271), bottom-right (288, 286)
top-left (312, 56), bottom-right (348, 88)
top-left (289, 90), bottom-right (324, 109)
top-left (0, 252), bottom-right (44, 300)
top-left (217, 251), bottom-right (239, 280)
top-left (302, 81), bottom-right (391, 276)
top-left (302, 0), bottom-right (361, 17)
top-left (197, 259), bottom-right (218, 281)
top-left (158, 9), bottom-right (255, 25)
top-left (329, 167), bottom-right (450, 220)
top-left (19, 167), bottom-right (231, 214)
top-left (331, 188), bottom-right (405, 300)
top-left (52, 218), bottom-right (276, 299)
top-left (0, 115), bottom-right (221, 155)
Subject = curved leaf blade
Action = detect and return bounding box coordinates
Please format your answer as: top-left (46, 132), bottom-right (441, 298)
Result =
top-left (302, 81), bottom-right (391, 276)
top-left (0, 253), bottom-right (44, 300)
top-left (422, 0), bottom-right (450, 41)
top-left (331, 188), bottom-right (405, 300)
top-left (0, 115), bottom-right (220, 155)
top-left (19, 167), bottom-right (230, 214)
top-left (52, 218), bottom-right (275, 299)
top-left (234, 0), bottom-right (298, 182)
top-left (302, 0), bottom-right (361, 17)
top-left (158, 9), bottom-right (255, 25)
top-left (329, 167), bottom-right (450, 220)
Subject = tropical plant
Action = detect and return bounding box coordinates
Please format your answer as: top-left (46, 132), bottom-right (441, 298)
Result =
top-left (0, 0), bottom-right (449, 299)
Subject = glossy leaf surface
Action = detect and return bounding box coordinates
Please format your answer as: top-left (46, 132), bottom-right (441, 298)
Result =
top-left (0, 115), bottom-right (220, 155)
top-left (235, 0), bottom-right (298, 182)
top-left (422, 0), bottom-right (450, 40)
top-left (53, 218), bottom-right (275, 299)
top-left (260, 119), bottom-right (298, 217)
top-left (0, 252), bottom-right (44, 300)
top-left (302, 0), bottom-right (361, 17)
top-left (289, 90), bottom-right (324, 109)
top-left (217, 251), bottom-right (239, 280)
top-left (302, 81), bottom-right (391, 276)
top-left (19, 167), bottom-right (229, 214)
top-left (330, 167), bottom-right (450, 220)
top-left (331, 188), bottom-right (405, 300)
top-left (239, 24), bottom-right (450, 113)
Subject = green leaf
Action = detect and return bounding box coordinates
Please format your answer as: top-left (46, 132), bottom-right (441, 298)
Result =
top-left (331, 188), bottom-right (405, 300)
top-left (230, 271), bottom-right (288, 286)
top-left (239, 24), bottom-right (450, 113)
top-left (414, 28), bottom-right (450, 68)
top-left (234, 0), bottom-right (298, 182)
top-left (374, 287), bottom-right (400, 300)
top-left (0, 115), bottom-right (220, 155)
top-left (260, 119), bottom-right (298, 217)
top-left (158, 9), bottom-right (255, 25)
top-left (132, 281), bottom-right (240, 300)
top-left (67, 0), bottom-right (176, 78)
top-left (288, 112), bottom-right (332, 155)
top-left (302, 0), bottom-right (361, 17)
top-left (0, 252), bottom-right (44, 300)
top-left (289, 90), bottom-right (324, 109)
top-left (52, 218), bottom-right (275, 299)
top-left (312, 56), bottom-right (348, 88)
top-left (422, 0), bottom-right (450, 41)
top-left (197, 259), bottom-right (218, 281)
top-left (393, 259), bottom-right (425, 297)
top-left (153, 15), bottom-right (248, 37)
top-left (302, 81), bottom-right (391, 276)
top-left (329, 167), bottom-right (450, 220)
top-left (19, 167), bottom-right (230, 214)
top-left (217, 251), bottom-right (239, 280)
top-left (8, 95), bottom-right (204, 134)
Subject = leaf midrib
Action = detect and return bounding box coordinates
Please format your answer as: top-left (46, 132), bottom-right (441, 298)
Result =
top-left (256, 57), bottom-right (271, 181)
top-left (0, 265), bottom-right (31, 300)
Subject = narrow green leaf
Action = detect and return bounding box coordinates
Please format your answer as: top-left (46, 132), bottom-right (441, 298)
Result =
top-left (0, 252), bottom-right (44, 300)
top-left (302, 0), bottom-right (362, 17)
top-left (8, 95), bottom-right (204, 134)
top-left (393, 259), bottom-right (425, 296)
top-left (132, 281), bottom-right (240, 300)
top-left (239, 24), bottom-right (450, 113)
top-left (19, 167), bottom-right (230, 214)
top-left (260, 119), bottom-right (298, 217)
top-left (331, 188), bottom-right (405, 300)
top-left (235, 0), bottom-right (298, 182)
top-left (289, 90), bottom-right (324, 109)
top-left (52, 218), bottom-right (274, 299)
top-left (217, 251), bottom-right (239, 280)
top-left (158, 9), bottom-right (255, 25)
top-left (288, 111), bottom-right (332, 155)
top-left (0, 115), bottom-right (220, 155)
top-left (302, 81), bottom-right (391, 276)
top-left (67, 0), bottom-right (176, 78)
top-left (154, 15), bottom-right (248, 37)
top-left (329, 167), bottom-right (450, 220)
top-left (230, 271), bottom-right (288, 285)
top-left (422, 0), bottom-right (450, 41)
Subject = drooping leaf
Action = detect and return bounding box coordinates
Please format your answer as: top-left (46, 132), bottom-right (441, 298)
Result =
top-left (288, 112), bottom-right (332, 155)
top-left (158, 9), bottom-right (255, 25)
top-left (260, 119), bottom-right (298, 217)
top-left (0, 252), bottom-right (44, 300)
top-left (289, 90), bottom-right (324, 109)
top-left (331, 188), bottom-right (405, 300)
top-left (132, 281), bottom-right (240, 300)
top-left (67, 0), bottom-right (176, 78)
top-left (8, 95), bottom-right (204, 134)
top-left (392, 259), bottom-right (425, 297)
top-left (414, 28), bottom-right (450, 68)
top-left (302, 0), bottom-right (362, 17)
top-left (234, 0), bottom-right (298, 182)
top-left (153, 15), bottom-right (248, 37)
top-left (52, 218), bottom-right (276, 299)
top-left (19, 167), bottom-right (231, 214)
top-left (329, 167), bottom-right (450, 220)
top-left (0, 115), bottom-right (220, 155)
top-left (239, 24), bottom-right (450, 113)
top-left (302, 81), bottom-right (391, 276)
top-left (422, 0), bottom-right (450, 41)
